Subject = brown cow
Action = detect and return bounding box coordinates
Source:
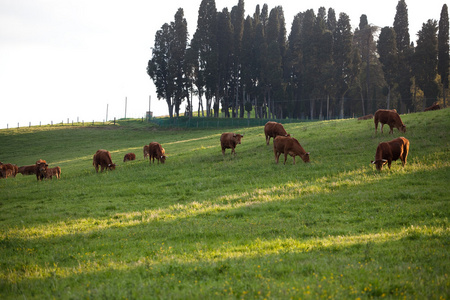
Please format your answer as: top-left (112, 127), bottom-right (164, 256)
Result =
top-left (371, 137), bottom-right (410, 171)
top-left (46, 166), bottom-right (61, 179)
top-left (273, 136), bottom-right (310, 164)
top-left (264, 121), bottom-right (289, 145)
top-left (0, 163), bottom-right (18, 178)
top-left (358, 114), bottom-right (374, 120)
top-left (36, 159), bottom-right (48, 181)
top-left (374, 109), bottom-right (406, 134)
top-left (123, 153), bottom-right (136, 162)
top-left (93, 150), bottom-right (116, 172)
top-left (143, 145), bottom-right (150, 160)
top-left (220, 133), bottom-right (244, 156)
top-left (18, 165), bottom-right (38, 175)
top-left (424, 103), bottom-right (440, 111)
top-left (148, 142), bottom-right (166, 164)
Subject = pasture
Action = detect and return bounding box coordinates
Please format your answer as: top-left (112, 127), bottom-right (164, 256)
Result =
top-left (0, 109), bottom-right (449, 299)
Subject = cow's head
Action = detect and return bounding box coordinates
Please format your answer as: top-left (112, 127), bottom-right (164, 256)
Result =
top-left (301, 152), bottom-right (310, 163)
top-left (159, 155), bottom-right (167, 164)
top-left (234, 134), bottom-right (243, 144)
top-left (399, 125), bottom-right (406, 133)
top-left (371, 159), bottom-right (388, 171)
top-left (108, 163), bottom-right (116, 171)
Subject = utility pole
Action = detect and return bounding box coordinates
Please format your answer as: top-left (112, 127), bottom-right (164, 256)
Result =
top-left (106, 104), bottom-right (109, 121)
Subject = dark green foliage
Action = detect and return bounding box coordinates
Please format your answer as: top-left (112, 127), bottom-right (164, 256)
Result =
top-left (414, 20), bottom-right (439, 108)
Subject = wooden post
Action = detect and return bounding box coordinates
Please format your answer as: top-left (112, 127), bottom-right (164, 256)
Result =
top-left (125, 97), bottom-right (127, 119)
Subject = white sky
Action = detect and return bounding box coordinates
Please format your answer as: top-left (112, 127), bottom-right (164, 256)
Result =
top-left (0, 0), bottom-right (447, 129)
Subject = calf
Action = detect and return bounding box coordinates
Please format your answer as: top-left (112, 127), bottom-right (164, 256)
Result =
top-left (148, 142), bottom-right (166, 164)
top-left (93, 150), bottom-right (116, 172)
top-left (220, 133), bottom-right (244, 156)
top-left (123, 153), bottom-right (136, 162)
top-left (46, 166), bottom-right (61, 179)
top-left (374, 109), bottom-right (406, 134)
top-left (264, 121), bottom-right (289, 145)
top-left (143, 145), bottom-right (150, 160)
top-left (273, 136), bottom-right (310, 164)
top-left (371, 137), bottom-right (410, 171)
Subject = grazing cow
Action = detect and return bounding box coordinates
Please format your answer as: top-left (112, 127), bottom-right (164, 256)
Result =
top-left (374, 109), bottom-right (406, 134)
top-left (264, 121), bottom-right (289, 145)
top-left (220, 133), bottom-right (244, 156)
top-left (123, 152), bottom-right (136, 162)
top-left (36, 159), bottom-right (48, 181)
top-left (358, 114), bottom-right (374, 120)
top-left (424, 103), bottom-right (440, 111)
top-left (93, 150), bottom-right (116, 172)
top-left (148, 142), bottom-right (166, 164)
top-left (18, 165), bottom-right (38, 175)
top-left (0, 163), bottom-right (18, 178)
top-left (46, 166), bottom-right (61, 179)
top-left (371, 137), bottom-right (410, 171)
top-left (143, 145), bottom-right (150, 160)
top-left (273, 136), bottom-right (310, 164)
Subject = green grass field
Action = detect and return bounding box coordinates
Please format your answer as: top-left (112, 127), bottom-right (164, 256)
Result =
top-left (0, 109), bottom-right (449, 299)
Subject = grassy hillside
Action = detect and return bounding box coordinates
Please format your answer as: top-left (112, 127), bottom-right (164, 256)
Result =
top-left (0, 109), bottom-right (449, 299)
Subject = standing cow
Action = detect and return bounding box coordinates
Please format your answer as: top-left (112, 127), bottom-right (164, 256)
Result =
top-left (36, 159), bottom-right (48, 181)
top-left (220, 133), bottom-right (244, 156)
top-left (93, 150), bottom-right (116, 172)
top-left (264, 121), bottom-right (289, 145)
top-left (123, 153), bottom-right (136, 162)
top-left (148, 142), bottom-right (166, 164)
top-left (0, 163), bottom-right (18, 179)
top-left (374, 109), bottom-right (406, 134)
top-left (18, 165), bottom-right (38, 175)
top-left (371, 137), bottom-right (410, 171)
top-left (273, 136), bottom-right (310, 164)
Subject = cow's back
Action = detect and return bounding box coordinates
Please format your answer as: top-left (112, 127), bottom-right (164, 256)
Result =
top-left (94, 150), bottom-right (113, 165)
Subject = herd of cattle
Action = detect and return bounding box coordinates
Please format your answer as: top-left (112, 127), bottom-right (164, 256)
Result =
top-left (1, 108), bottom-right (416, 180)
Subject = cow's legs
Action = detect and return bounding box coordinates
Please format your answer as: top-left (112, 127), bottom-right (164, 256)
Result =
top-left (292, 155), bottom-right (296, 165)
top-left (284, 153), bottom-right (288, 165)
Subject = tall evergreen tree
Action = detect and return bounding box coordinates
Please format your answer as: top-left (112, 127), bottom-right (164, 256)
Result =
top-left (413, 20), bottom-right (439, 108)
top-left (147, 9), bottom-right (187, 120)
top-left (216, 8), bottom-right (234, 117)
top-left (438, 4), bottom-right (449, 107)
top-left (393, 0), bottom-right (413, 112)
top-left (192, 0), bottom-right (218, 117)
top-left (230, 0), bottom-right (245, 118)
top-left (171, 8), bottom-right (188, 118)
top-left (147, 23), bottom-right (175, 118)
top-left (333, 12), bottom-right (355, 118)
top-left (378, 26), bottom-right (399, 109)
top-left (354, 15), bottom-right (379, 115)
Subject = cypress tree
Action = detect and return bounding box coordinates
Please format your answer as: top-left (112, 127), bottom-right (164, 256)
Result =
top-left (438, 4), bottom-right (449, 107)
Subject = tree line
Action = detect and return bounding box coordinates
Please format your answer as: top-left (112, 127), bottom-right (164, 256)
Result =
top-left (147, 0), bottom-right (449, 119)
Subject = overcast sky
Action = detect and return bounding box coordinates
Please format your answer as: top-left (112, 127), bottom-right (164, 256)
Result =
top-left (0, 0), bottom-right (446, 129)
